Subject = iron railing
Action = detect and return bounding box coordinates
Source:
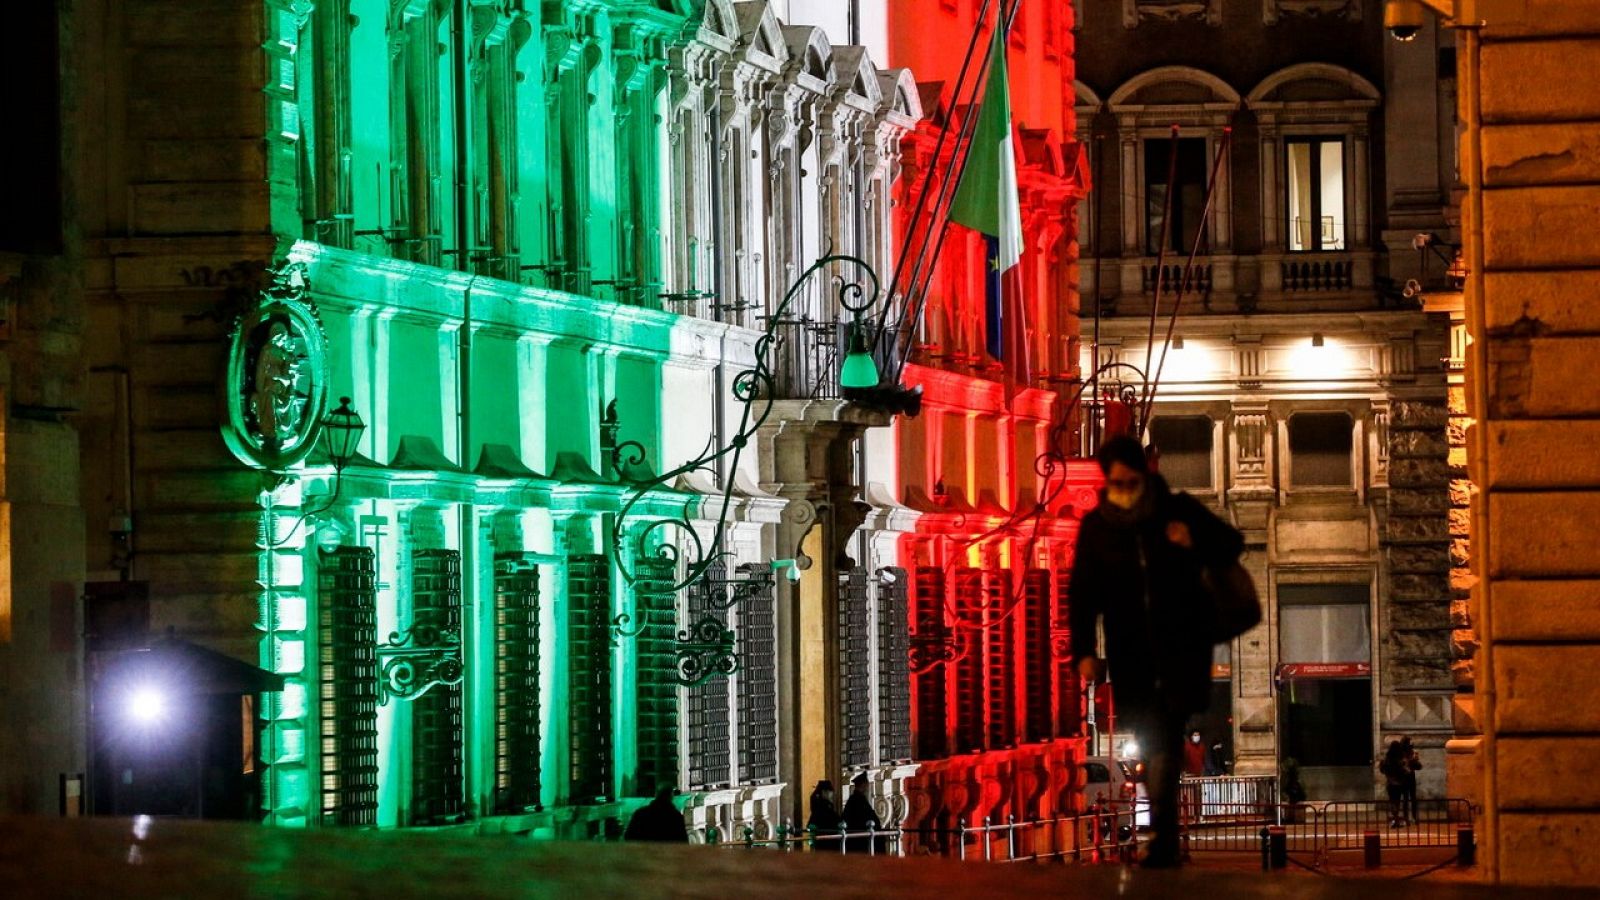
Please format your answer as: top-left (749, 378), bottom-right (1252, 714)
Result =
top-left (700, 798), bottom-right (1477, 864)
top-left (767, 318), bottom-right (901, 401)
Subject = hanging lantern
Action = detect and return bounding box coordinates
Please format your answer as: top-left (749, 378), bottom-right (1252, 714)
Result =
top-left (321, 397), bottom-right (366, 472)
top-left (839, 320), bottom-right (880, 389)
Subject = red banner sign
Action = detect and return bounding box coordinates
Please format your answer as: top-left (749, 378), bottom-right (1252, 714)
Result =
top-left (1277, 662), bottom-right (1371, 680)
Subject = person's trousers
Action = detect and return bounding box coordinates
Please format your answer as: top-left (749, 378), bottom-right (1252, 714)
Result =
top-left (1135, 710), bottom-right (1188, 859)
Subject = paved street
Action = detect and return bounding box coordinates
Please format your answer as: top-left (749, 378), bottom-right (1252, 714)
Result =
top-left (3, 816), bottom-right (1595, 899)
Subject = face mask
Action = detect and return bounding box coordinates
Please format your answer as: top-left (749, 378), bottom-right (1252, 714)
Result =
top-left (1107, 488), bottom-right (1142, 510)
top-left (1191, 735), bottom-right (1202, 744)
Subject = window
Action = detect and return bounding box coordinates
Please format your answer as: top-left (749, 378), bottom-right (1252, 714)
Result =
top-left (1289, 412), bottom-right (1353, 488)
top-left (1278, 584), bottom-right (1371, 664)
top-left (1287, 138), bottom-right (1345, 251)
top-left (1150, 416), bottom-right (1213, 489)
top-left (0, 5), bottom-right (62, 253)
top-left (1145, 138), bottom-right (1209, 254)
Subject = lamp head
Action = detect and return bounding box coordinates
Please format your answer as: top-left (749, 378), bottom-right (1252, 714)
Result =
top-left (322, 396), bottom-right (366, 471)
top-left (125, 685), bottom-right (168, 726)
top-left (839, 321), bottom-right (880, 390)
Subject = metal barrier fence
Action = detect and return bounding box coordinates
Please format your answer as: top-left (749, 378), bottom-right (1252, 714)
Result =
top-left (1180, 798), bottom-right (1475, 854)
top-left (1179, 775), bottom-right (1278, 824)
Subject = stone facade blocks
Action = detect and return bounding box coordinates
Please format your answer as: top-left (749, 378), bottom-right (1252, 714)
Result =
top-left (1497, 737), bottom-right (1600, 809)
top-left (1480, 39), bottom-right (1600, 124)
top-left (1489, 337), bottom-right (1600, 419)
top-left (1485, 421), bottom-right (1600, 489)
top-left (1484, 270), bottom-right (1600, 335)
top-left (1489, 579), bottom-right (1600, 643)
top-left (1488, 491), bottom-right (1600, 577)
top-left (1499, 812), bottom-right (1600, 886)
top-left (1493, 645), bottom-right (1600, 733)
top-left (1483, 123), bottom-right (1600, 187)
top-left (1482, 186), bottom-right (1600, 269)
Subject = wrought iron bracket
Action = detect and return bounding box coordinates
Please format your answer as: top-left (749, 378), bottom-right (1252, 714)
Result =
top-left (376, 624), bottom-right (464, 704)
top-left (675, 615), bottom-right (738, 687)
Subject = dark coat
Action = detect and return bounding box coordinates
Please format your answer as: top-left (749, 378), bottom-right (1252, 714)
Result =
top-left (808, 795), bottom-right (841, 832)
top-left (1068, 474), bottom-right (1243, 721)
top-left (842, 791), bottom-right (881, 831)
top-left (624, 796), bottom-right (688, 842)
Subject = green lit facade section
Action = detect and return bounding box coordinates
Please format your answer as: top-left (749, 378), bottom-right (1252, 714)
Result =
top-left (260, 0), bottom-right (740, 831)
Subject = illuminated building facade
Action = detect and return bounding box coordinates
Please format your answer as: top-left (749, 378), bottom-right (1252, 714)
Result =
top-left (1074, 0), bottom-right (1457, 799)
top-left (874, 0), bottom-right (1098, 829)
top-left (31, 0), bottom-right (1089, 838)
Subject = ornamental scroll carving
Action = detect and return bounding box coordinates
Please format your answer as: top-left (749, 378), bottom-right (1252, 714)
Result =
top-left (1234, 411), bottom-right (1269, 480)
top-left (1262, 0), bottom-right (1362, 25)
top-left (1123, 0), bottom-right (1220, 28)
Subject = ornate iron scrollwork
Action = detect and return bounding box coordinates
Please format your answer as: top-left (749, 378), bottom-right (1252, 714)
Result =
top-left (603, 256), bottom-right (884, 685)
top-left (608, 254), bottom-right (881, 598)
top-left (377, 624), bottom-right (464, 704)
top-left (909, 631), bottom-right (963, 674)
top-left (675, 615), bottom-right (739, 687)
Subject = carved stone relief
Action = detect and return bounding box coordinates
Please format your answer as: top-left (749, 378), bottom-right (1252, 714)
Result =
top-left (1262, 0), bottom-right (1362, 25)
top-left (1123, 0), bottom-right (1220, 28)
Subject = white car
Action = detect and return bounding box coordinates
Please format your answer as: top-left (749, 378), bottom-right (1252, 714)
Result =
top-left (1080, 756), bottom-right (1152, 830)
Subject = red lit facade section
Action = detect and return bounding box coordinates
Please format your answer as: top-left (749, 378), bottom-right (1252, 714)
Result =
top-left (885, 0), bottom-right (1099, 829)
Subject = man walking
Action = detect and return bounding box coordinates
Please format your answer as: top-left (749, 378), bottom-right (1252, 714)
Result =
top-left (1069, 436), bottom-right (1244, 868)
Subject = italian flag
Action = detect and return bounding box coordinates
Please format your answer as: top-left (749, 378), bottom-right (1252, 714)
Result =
top-left (949, 16), bottom-right (1027, 380)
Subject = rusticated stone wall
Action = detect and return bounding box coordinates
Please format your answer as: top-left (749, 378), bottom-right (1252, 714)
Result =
top-left (1464, 0), bottom-right (1600, 885)
top-left (1382, 395), bottom-right (1455, 796)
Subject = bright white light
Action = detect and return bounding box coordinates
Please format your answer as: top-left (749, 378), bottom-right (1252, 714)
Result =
top-left (1123, 741), bottom-right (1141, 759)
top-left (1153, 340), bottom-right (1217, 385)
top-left (127, 687), bottom-right (167, 724)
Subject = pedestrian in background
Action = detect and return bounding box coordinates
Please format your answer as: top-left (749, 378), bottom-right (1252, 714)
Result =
top-left (1069, 436), bottom-right (1245, 868)
top-left (807, 779), bottom-right (841, 845)
top-left (624, 785), bottom-right (688, 843)
top-left (1183, 730), bottom-right (1207, 777)
top-left (1400, 736), bottom-right (1422, 823)
top-left (1380, 741), bottom-right (1408, 827)
top-left (842, 772), bottom-right (883, 854)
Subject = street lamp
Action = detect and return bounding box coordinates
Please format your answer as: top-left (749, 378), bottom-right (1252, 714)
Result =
top-left (839, 320), bottom-right (880, 389)
top-left (125, 685), bottom-right (169, 726)
top-left (322, 396), bottom-right (366, 473)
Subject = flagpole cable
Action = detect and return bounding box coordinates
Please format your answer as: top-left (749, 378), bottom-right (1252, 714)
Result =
top-left (1141, 127), bottom-right (1232, 433)
top-left (1088, 126), bottom-right (1106, 455)
top-left (870, 0), bottom-right (998, 358)
top-left (886, 0), bottom-right (1025, 383)
top-left (1138, 124), bottom-right (1182, 433)
top-left (880, 0), bottom-right (1000, 367)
